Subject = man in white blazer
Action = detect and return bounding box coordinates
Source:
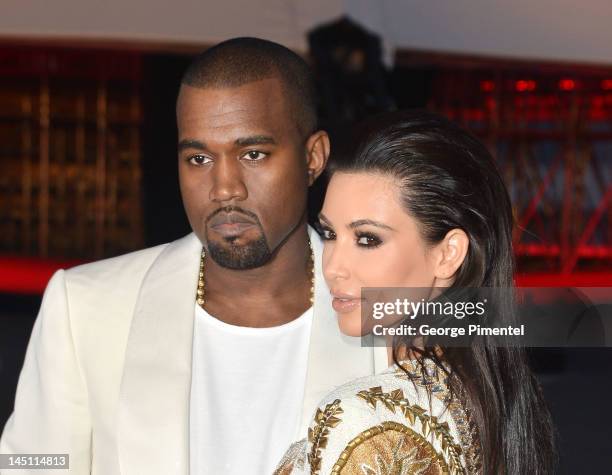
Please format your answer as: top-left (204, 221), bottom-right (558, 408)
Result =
top-left (0, 38), bottom-right (387, 474)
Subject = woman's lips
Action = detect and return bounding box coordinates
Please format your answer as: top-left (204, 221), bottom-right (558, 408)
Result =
top-left (331, 294), bottom-right (363, 313)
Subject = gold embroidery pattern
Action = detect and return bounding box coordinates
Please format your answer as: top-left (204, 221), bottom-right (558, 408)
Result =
top-left (351, 386), bottom-right (465, 475)
top-left (274, 439), bottom-right (308, 475)
top-left (308, 398), bottom-right (344, 474)
top-left (331, 421), bottom-right (448, 475)
top-left (394, 360), bottom-right (482, 474)
top-left (361, 435), bottom-right (433, 474)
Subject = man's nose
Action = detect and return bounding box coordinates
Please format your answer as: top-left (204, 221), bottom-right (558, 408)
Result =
top-left (209, 157), bottom-right (248, 203)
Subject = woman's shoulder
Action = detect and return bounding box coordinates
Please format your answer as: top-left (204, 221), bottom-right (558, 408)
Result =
top-left (305, 360), bottom-right (480, 474)
top-left (315, 361), bottom-right (436, 409)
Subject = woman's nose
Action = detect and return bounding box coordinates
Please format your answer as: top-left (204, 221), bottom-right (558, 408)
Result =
top-left (322, 241), bottom-right (350, 283)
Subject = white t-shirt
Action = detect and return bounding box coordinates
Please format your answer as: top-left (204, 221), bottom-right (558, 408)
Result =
top-left (189, 303), bottom-right (313, 474)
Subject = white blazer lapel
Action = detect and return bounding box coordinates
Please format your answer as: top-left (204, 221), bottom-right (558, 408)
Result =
top-left (117, 233), bottom-right (201, 475)
top-left (297, 227), bottom-right (380, 436)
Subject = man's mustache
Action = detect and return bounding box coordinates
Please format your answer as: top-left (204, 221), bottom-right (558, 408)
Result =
top-left (205, 206), bottom-right (261, 226)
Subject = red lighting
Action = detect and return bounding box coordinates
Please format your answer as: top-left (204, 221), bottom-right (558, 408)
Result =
top-left (480, 80), bottom-right (495, 92)
top-left (515, 80), bottom-right (536, 92)
top-left (0, 256), bottom-right (85, 294)
top-left (558, 78), bottom-right (576, 91)
top-left (602, 79), bottom-right (612, 90)
top-left (515, 272), bottom-right (612, 287)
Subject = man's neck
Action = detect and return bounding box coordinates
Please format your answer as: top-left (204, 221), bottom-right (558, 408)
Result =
top-left (201, 222), bottom-right (313, 327)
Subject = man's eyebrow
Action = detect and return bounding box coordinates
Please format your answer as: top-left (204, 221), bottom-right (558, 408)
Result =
top-left (235, 135), bottom-right (276, 147)
top-left (178, 139), bottom-right (206, 152)
top-left (349, 219), bottom-right (395, 231)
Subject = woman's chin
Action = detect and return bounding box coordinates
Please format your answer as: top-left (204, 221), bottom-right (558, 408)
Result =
top-left (336, 311), bottom-right (370, 337)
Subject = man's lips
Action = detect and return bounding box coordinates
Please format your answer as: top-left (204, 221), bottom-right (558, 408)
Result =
top-left (207, 212), bottom-right (257, 237)
top-left (210, 222), bottom-right (256, 237)
top-left (208, 212), bottom-right (255, 227)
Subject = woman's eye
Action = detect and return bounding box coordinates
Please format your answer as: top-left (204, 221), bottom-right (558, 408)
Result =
top-left (188, 155), bottom-right (211, 166)
top-left (242, 151), bottom-right (267, 161)
top-left (356, 233), bottom-right (382, 248)
top-left (320, 228), bottom-right (336, 240)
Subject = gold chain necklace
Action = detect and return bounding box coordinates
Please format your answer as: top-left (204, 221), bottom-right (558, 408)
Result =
top-left (196, 240), bottom-right (315, 308)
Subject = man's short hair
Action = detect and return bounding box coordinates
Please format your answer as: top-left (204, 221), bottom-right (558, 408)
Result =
top-left (181, 37), bottom-right (318, 138)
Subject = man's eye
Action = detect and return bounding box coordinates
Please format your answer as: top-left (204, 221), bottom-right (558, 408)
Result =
top-left (188, 155), bottom-right (211, 166)
top-left (242, 151), bottom-right (267, 161)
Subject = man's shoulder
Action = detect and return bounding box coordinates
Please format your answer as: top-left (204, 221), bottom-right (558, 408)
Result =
top-left (64, 233), bottom-right (197, 286)
top-left (67, 243), bottom-right (168, 278)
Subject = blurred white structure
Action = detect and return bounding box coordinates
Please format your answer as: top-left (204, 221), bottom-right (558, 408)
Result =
top-left (1, 0), bottom-right (612, 64)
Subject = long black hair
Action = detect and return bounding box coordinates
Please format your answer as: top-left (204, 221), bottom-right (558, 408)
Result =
top-left (327, 111), bottom-right (556, 474)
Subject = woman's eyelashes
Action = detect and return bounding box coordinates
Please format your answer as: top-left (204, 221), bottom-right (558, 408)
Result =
top-left (355, 231), bottom-right (382, 248)
top-left (318, 223), bottom-right (382, 249)
top-left (317, 224), bottom-right (336, 240)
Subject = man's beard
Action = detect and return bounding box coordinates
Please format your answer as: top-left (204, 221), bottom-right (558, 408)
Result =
top-left (203, 205), bottom-right (274, 269)
top-left (206, 232), bottom-right (272, 270)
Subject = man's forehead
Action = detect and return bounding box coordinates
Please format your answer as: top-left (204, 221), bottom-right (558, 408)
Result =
top-left (177, 79), bottom-right (297, 139)
top-left (177, 78), bottom-right (287, 113)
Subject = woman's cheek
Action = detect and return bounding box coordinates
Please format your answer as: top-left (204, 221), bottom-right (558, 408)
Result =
top-left (357, 248), bottom-right (400, 287)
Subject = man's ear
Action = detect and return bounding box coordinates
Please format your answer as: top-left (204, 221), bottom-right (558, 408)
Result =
top-left (432, 229), bottom-right (469, 286)
top-left (305, 131), bottom-right (330, 186)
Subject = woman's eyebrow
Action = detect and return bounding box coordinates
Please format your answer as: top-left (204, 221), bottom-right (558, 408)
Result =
top-left (349, 219), bottom-right (395, 231)
top-left (319, 213), bottom-right (395, 231)
top-left (318, 213), bottom-right (332, 225)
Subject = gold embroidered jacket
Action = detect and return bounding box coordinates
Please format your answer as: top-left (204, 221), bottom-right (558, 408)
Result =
top-left (275, 359), bottom-right (482, 475)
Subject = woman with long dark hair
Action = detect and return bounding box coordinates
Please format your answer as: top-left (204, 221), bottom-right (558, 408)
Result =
top-left (276, 111), bottom-right (555, 474)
